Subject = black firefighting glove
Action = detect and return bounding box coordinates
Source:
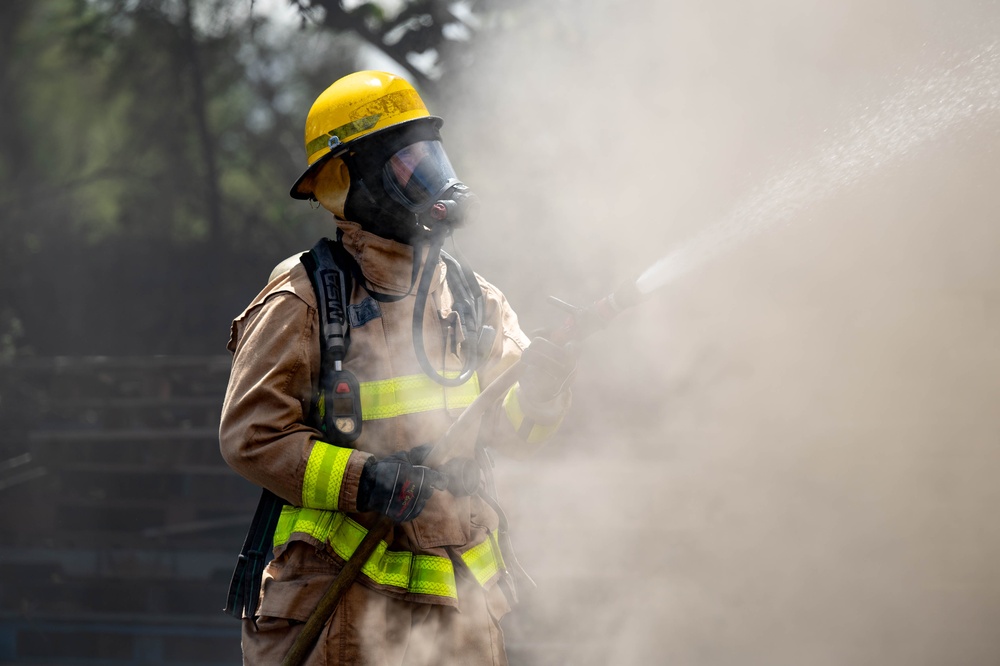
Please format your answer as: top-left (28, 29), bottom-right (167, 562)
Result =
top-left (356, 445), bottom-right (448, 522)
top-left (518, 337), bottom-right (578, 403)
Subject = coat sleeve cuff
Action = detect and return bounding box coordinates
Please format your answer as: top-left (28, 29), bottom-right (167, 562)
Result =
top-left (301, 440), bottom-right (373, 512)
top-left (503, 383), bottom-right (572, 444)
top-left (338, 449), bottom-right (373, 514)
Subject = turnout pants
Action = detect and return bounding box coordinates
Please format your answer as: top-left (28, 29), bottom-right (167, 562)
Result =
top-left (241, 541), bottom-right (510, 666)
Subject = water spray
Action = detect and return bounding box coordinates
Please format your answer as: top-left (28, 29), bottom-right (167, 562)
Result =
top-left (636, 42), bottom-right (1000, 295)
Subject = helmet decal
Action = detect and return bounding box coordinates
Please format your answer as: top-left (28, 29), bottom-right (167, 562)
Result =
top-left (351, 88), bottom-right (424, 123)
top-left (306, 114), bottom-right (381, 158)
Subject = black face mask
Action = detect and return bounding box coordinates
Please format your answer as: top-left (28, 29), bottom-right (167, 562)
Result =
top-left (342, 122), bottom-right (474, 244)
top-left (342, 158), bottom-right (422, 244)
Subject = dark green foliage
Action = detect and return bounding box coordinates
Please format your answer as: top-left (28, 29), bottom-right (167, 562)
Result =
top-left (0, 0), bottom-right (516, 356)
top-left (0, 0), bottom-right (353, 355)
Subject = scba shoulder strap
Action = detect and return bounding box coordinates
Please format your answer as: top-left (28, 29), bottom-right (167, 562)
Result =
top-left (301, 238), bottom-right (363, 443)
top-left (224, 237), bottom-right (360, 621)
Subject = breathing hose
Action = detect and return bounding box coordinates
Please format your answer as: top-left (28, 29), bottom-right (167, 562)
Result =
top-left (410, 229), bottom-right (480, 387)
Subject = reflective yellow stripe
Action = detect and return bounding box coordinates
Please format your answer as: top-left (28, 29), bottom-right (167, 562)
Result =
top-left (503, 384), bottom-right (561, 444)
top-left (274, 506), bottom-right (504, 598)
top-left (360, 372), bottom-right (481, 420)
top-left (302, 442), bottom-right (353, 510)
top-left (461, 532), bottom-right (505, 586)
top-left (305, 114), bottom-right (380, 157)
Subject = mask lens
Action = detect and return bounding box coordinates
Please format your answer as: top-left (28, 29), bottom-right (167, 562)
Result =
top-left (384, 140), bottom-right (458, 209)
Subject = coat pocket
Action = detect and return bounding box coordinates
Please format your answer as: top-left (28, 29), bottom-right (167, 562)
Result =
top-left (408, 492), bottom-right (471, 549)
top-left (256, 541), bottom-right (341, 623)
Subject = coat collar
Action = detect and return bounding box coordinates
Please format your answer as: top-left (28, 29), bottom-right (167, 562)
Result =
top-left (336, 219), bottom-right (444, 297)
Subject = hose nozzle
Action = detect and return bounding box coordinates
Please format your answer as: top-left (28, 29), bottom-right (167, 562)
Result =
top-left (548, 277), bottom-right (647, 344)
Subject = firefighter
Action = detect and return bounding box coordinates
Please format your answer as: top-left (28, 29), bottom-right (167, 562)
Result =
top-left (220, 71), bottom-right (576, 665)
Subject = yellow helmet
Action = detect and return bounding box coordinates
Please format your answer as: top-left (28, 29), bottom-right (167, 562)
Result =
top-left (290, 71), bottom-right (441, 200)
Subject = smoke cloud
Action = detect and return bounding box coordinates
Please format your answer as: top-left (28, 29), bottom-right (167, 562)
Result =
top-left (439, 2), bottom-right (1000, 664)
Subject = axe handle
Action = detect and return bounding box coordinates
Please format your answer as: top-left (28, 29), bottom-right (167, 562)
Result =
top-left (281, 514), bottom-right (391, 666)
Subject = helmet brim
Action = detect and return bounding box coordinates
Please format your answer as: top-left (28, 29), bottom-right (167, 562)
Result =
top-left (289, 151), bottom-right (337, 200)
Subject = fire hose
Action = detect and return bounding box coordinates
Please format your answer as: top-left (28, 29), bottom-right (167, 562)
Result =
top-left (282, 278), bottom-right (645, 666)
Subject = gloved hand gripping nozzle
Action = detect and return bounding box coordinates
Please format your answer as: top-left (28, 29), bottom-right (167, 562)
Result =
top-left (546, 277), bottom-right (647, 345)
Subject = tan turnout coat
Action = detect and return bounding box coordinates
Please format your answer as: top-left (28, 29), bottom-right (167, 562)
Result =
top-left (220, 221), bottom-right (565, 664)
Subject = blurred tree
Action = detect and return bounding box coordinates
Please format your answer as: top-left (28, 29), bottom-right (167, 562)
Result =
top-left (289, 0), bottom-right (530, 93)
top-left (0, 0), bottom-right (37, 359)
top-left (0, 0), bottom-right (359, 355)
top-left (0, 0), bottom-right (524, 357)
